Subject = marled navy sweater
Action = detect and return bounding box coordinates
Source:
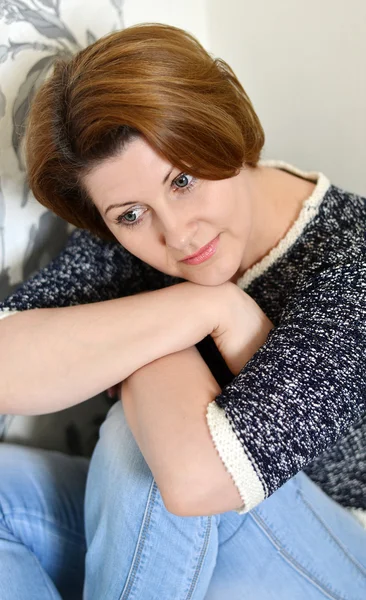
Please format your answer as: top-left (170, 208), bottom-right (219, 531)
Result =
top-left (1, 162), bottom-right (365, 513)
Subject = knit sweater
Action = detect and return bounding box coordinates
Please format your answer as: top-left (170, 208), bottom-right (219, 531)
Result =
top-left (1, 161), bottom-right (365, 515)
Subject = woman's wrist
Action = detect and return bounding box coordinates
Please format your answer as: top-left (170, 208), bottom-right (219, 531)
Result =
top-left (174, 281), bottom-right (231, 343)
top-left (128, 282), bottom-right (215, 370)
top-left (200, 281), bottom-right (274, 375)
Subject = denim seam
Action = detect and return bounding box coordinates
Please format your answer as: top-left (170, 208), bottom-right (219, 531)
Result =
top-left (117, 479), bottom-right (213, 600)
top-left (250, 511), bottom-right (350, 600)
top-left (298, 489), bottom-right (366, 579)
top-left (184, 516), bottom-right (213, 600)
top-left (119, 479), bottom-right (158, 600)
top-left (1, 509), bottom-right (86, 544)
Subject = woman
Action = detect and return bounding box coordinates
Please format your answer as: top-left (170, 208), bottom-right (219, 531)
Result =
top-left (0, 22), bottom-right (365, 600)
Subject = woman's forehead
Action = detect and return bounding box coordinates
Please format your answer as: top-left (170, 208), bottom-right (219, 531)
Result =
top-left (83, 138), bottom-right (176, 209)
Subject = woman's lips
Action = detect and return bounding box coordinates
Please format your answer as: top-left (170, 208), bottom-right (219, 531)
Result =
top-left (180, 235), bottom-right (220, 265)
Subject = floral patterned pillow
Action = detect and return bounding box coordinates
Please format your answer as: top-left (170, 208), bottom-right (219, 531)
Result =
top-left (0, 0), bottom-right (124, 454)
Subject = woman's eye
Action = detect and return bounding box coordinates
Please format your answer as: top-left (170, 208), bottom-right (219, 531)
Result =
top-left (115, 207), bottom-right (146, 227)
top-left (124, 212), bottom-right (137, 222)
top-left (114, 174), bottom-right (197, 228)
top-left (172, 173), bottom-right (196, 192)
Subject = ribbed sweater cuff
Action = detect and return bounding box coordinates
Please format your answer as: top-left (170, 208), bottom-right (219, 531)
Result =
top-left (206, 400), bottom-right (266, 513)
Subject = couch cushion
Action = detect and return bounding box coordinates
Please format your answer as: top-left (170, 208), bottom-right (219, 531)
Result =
top-left (0, 0), bottom-right (124, 454)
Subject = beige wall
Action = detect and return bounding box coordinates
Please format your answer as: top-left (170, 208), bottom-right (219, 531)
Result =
top-left (123, 0), bottom-right (365, 195)
top-left (207, 0), bottom-right (366, 195)
top-left (124, 0), bottom-right (209, 47)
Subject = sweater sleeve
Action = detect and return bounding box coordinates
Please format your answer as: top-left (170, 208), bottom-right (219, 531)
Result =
top-left (0, 228), bottom-right (167, 318)
top-left (206, 255), bottom-right (366, 513)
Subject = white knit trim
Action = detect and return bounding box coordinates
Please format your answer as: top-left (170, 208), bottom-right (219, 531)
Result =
top-left (236, 160), bottom-right (331, 290)
top-left (206, 400), bottom-right (265, 513)
top-left (348, 508), bottom-right (366, 529)
top-left (0, 309), bottom-right (18, 320)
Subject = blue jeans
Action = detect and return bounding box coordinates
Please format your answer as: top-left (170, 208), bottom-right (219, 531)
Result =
top-left (0, 401), bottom-right (366, 600)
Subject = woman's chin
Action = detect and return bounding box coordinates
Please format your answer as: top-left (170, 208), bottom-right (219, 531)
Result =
top-left (182, 263), bottom-right (239, 287)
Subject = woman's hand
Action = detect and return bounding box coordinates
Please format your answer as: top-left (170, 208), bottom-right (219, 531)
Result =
top-left (209, 282), bottom-right (274, 375)
top-left (106, 281), bottom-right (273, 398)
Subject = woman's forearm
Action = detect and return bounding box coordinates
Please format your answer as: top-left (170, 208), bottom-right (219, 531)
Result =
top-left (121, 347), bottom-right (243, 516)
top-left (0, 283), bottom-right (214, 415)
top-left (121, 296), bottom-right (274, 516)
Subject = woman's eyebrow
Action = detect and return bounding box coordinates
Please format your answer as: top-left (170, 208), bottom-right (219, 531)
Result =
top-left (104, 201), bottom-right (136, 216)
top-left (104, 167), bottom-right (174, 216)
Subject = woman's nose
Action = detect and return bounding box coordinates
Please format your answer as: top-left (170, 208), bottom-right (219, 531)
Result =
top-left (160, 213), bottom-right (197, 252)
top-left (164, 229), bottom-right (193, 251)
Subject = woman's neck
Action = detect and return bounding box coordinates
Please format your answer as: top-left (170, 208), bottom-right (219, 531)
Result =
top-left (239, 165), bottom-right (316, 275)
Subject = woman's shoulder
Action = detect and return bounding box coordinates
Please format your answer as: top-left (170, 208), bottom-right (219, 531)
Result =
top-left (61, 228), bottom-right (141, 280)
top-left (0, 229), bottom-right (177, 313)
top-left (51, 228), bottom-right (178, 289)
top-left (291, 184), bottom-right (365, 314)
top-left (317, 183), bottom-right (366, 260)
top-left (240, 178), bottom-right (365, 324)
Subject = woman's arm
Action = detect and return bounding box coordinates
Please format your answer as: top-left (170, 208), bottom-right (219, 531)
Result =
top-left (121, 258), bottom-right (366, 516)
top-left (0, 283), bottom-right (217, 415)
top-left (121, 347), bottom-right (243, 516)
top-left (206, 258), bottom-right (366, 512)
top-left (1, 229), bottom-right (237, 416)
top-left (121, 291), bottom-right (274, 516)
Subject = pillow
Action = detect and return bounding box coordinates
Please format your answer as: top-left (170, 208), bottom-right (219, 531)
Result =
top-left (0, 0), bottom-right (124, 454)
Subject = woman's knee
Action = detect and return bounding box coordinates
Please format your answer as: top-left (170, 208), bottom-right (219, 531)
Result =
top-left (248, 472), bottom-right (366, 599)
top-left (84, 401), bottom-right (219, 600)
top-left (0, 442), bottom-right (88, 520)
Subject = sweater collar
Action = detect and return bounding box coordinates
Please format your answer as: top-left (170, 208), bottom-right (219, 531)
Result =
top-left (236, 160), bottom-right (331, 290)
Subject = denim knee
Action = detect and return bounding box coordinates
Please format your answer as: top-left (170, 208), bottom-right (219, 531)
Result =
top-left (83, 401), bottom-right (219, 600)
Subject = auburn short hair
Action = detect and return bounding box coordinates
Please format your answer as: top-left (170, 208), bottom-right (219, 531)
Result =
top-left (26, 23), bottom-right (265, 241)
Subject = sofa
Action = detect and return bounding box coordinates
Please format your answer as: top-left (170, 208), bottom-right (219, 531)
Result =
top-left (0, 0), bottom-right (125, 457)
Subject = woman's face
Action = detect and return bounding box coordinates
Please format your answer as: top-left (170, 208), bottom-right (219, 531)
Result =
top-left (84, 137), bottom-right (255, 286)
